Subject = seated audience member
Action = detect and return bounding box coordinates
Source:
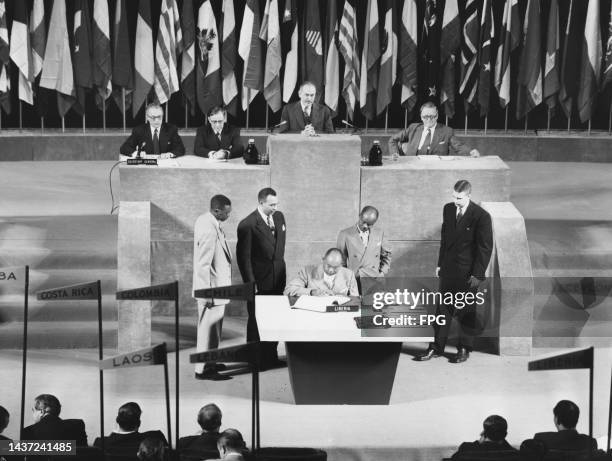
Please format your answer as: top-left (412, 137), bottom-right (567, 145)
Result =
top-left (137, 437), bottom-right (168, 461)
top-left (94, 402), bottom-right (167, 453)
top-left (277, 81), bottom-right (334, 135)
top-left (120, 103), bottom-right (185, 158)
top-left (194, 106), bottom-right (244, 159)
top-left (283, 248), bottom-right (359, 297)
top-left (209, 429), bottom-right (248, 461)
top-left (0, 405), bottom-right (10, 440)
top-left (388, 102), bottom-right (480, 157)
top-left (451, 415), bottom-right (517, 459)
top-left (22, 394), bottom-right (87, 446)
top-left (178, 404), bottom-right (222, 459)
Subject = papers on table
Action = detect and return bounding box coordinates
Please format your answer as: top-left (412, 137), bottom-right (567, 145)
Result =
top-left (291, 295), bottom-right (352, 312)
top-left (416, 155), bottom-right (441, 160)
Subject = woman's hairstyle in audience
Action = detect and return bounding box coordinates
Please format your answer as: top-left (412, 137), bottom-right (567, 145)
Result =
top-left (34, 394), bottom-right (61, 417)
top-left (116, 402), bottom-right (142, 431)
top-left (137, 437), bottom-right (167, 461)
top-left (197, 403), bottom-right (222, 432)
top-left (0, 406), bottom-right (9, 433)
top-left (482, 415), bottom-right (508, 442)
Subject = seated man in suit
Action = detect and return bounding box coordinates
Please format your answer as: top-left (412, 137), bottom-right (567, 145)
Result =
top-left (94, 402), bottom-right (167, 453)
top-left (0, 405), bottom-right (10, 441)
top-left (213, 429), bottom-right (248, 461)
top-left (194, 106), bottom-right (244, 160)
top-left (277, 81), bottom-right (334, 135)
top-left (284, 248), bottom-right (359, 297)
top-left (451, 415), bottom-right (518, 460)
top-left (22, 394), bottom-right (87, 446)
top-left (388, 102), bottom-right (480, 157)
top-left (178, 403), bottom-right (222, 459)
top-left (120, 103), bottom-right (185, 158)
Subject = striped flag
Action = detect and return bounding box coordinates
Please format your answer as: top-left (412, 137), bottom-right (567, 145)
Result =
top-left (338, 0), bottom-right (360, 120)
top-left (577, 0), bottom-right (601, 123)
top-left (133, 0), bottom-right (154, 117)
top-left (173, 0), bottom-right (183, 57)
top-left (604, 5), bottom-right (612, 89)
top-left (459, 0), bottom-right (480, 111)
top-left (30, 0), bottom-right (45, 79)
top-left (494, 0), bottom-right (520, 109)
top-left (73, 0), bottom-right (93, 115)
top-left (93, 0), bottom-right (112, 107)
top-left (40, 0), bottom-right (75, 117)
top-left (359, 0), bottom-right (381, 120)
top-left (180, 0), bottom-right (196, 115)
top-left (154, 0), bottom-right (180, 104)
top-left (196, 0), bottom-right (222, 115)
top-left (222, 0), bottom-right (239, 115)
top-left (477, 0), bottom-right (494, 116)
top-left (399, 0), bottom-right (418, 114)
top-left (422, 0), bottom-right (440, 100)
top-left (282, 0), bottom-right (298, 103)
top-left (9, 0), bottom-right (33, 105)
top-left (516, 0), bottom-right (542, 120)
top-left (376, 0), bottom-right (397, 115)
top-left (0, 0), bottom-right (10, 114)
top-left (440, 0), bottom-right (460, 118)
top-left (238, 0), bottom-right (263, 110)
top-left (543, 0), bottom-right (560, 112)
top-left (112, 0), bottom-right (133, 112)
top-left (260, 0), bottom-right (282, 112)
top-left (304, 0), bottom-right (324, 96)
top-left (324, 0), bottom-right (340, 113)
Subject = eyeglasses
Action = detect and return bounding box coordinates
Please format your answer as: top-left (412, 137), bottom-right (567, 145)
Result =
top-left (147, 114), bottom-right (163, 120)
top-left (209, 119), bottom-right (225, 124)
top-left (421, 114), bottom-right (437, 120)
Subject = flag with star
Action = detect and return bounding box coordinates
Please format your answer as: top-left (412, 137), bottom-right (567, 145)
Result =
top-left (422, 0), bottom-right (440, 100)
top-left (459, 0), bottom-right (480, 112)
top-left (477, 0), bottom-right (494, 116)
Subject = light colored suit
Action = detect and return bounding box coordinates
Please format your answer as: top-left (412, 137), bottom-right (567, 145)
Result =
top-left (336, 225), bottom-right (392, 278)
top-left (193, 212), bottom-right (232, 373)
top-left (283, 264), bottom-right (359, 296)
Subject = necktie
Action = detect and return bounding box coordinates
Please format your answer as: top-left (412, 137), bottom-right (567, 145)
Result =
top-left (456, 207), bottom-right (464, 223)
top-left (267, 215), bottom-right (276, 237)
top-left (424, 128), bottom-right (432, 153)
top-left (153, 129), bottom-right (160, 156)
top-left (303, 108), bottom-right (311, 125)
top-left (217, 132), bottom-right (222, 142)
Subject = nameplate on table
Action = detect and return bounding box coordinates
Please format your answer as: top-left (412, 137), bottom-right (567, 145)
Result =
top-left (290, 295), bottom-right (352, 312)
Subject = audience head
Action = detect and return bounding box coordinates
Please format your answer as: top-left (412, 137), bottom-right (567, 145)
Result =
top-left (298, 81), bottom-right (317, 107)
top-left (0, 406), bottom-right (9, 434)
top-left (358, 206), bottom-right (379, 232)
top-left (322, 248), bottom-right (345, 276)
top-left (217, 428), bottom-right (247, 457)
top-left (210, 195), bottom-right (232, 222)
top-left (453, 180), bottom-right (472, 209)
top-left (145, 103), bottom-right (164, 130)
top-left (419, 101), bottom-right (439, 129)
top-left (553, 400), bottom-right (580, 430)
top-left (481, 415), bottom-right (508, 443)
top-left (116, 402), bottom-right (142, 432)
top-left (197, 403), bottom-right (222, 433)
top-left (257, 188), bottom-right (278, 216)
top-left (33, 394), bottom-right (61, 422)
top-left (137, 437), bottom-right (167, 461)
top-left (208, 106), bottom-right (227, 133)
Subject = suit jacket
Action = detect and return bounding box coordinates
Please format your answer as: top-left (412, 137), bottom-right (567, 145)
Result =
top-left (93, 430), bottom-right (167, 453)
top-left (451, 440), bottom-right (518, 460)
top-left (277, 101), bottom-right (334, 134)
top-left (438, 201), bottom-right (493, 281)
top-left (194, 124), bottom-right (244, 159)
top-left (119, 122), bottom-right (186, 156)
top-left (22, 415), bottom-right (87, 446)
top-left (533, 430), bottom-right (598, 452)
top-left (204, 453), bottom-right (245, 461)
top-left (388, 123), bottom-right (471, 156)
top-left (237, 210), bottom-right (286, 294)
top-left (193, 212), bottom-right (232, 306)
top-left (336, 225), bottom-right (392, 278)
top-left (178, 432), bottom-right (220, 459)
top-left (283, 264), bottom-right (359, 296)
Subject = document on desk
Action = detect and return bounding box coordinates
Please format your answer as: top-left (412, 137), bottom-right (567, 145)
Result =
top-left (416, 155), bottom-right (441, 160)
top-left (292, 295), bottom-right (352, 312)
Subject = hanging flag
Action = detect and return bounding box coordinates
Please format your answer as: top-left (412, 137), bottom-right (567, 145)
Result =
top-left (559, 0), bottom-right (587, 119)
top-left (303, 0), bottom-right (324, 96)
top-left (399, 0), bottom-right (418, 114)
top-left (73, 0), bottom-right (93, 115)
top-left (260, 0), bottom-right (282, 112)
top-left (93, 0), bottom-right (112, 108)
top-left (359, 0), bottom-right (381, 120)
top-left (9, 0), bottom-right (33, 105)
top-left (282, 0), bottom-right (298, 103)
top-left (338, 0), bottom-right (360, 120)
top-left (222, 0), bottom-right (239, 116)
top-left (40, 0), bottom-right (75, 117)
top-left (440, 0), bottom-right (460, 118)
top-left (577, 0), bottom-right (601, 123)
top-left (459, 0), bottom-right (480, 112)
top-left (154, 0), bottom-right (180, 104)
top-left (0, 0), bottom-right (10, 114)
top-left (543, 0), bottom-right (560, 112)
top-left (196, 0), bottom-right (222, 115)
top-left (516, 0), bottom-right (542, 120)
top-left (376, 0), bottom-right (397, 116)
top-left (422, 0), bottom-right (440, 100)
top-left (494, 0), bottom-right (520, 109)
top-left (133, 0), bottom-right (154, 117)
top-left (238, 0), bottom-right (263, 110)
top-left (324, 0), bottom-right (340, 113)
top-left (477, 0), bottom-right (494, 116)
top-left (30, 0), bottom-right (47, 116)
top-left (173, 0), bottom-right (183, 58)
top-left (112, 0), bottom-right (133, 113)
top-left (603, 5), bottom-right (612, 89)
top-left (180, 0), bottom-right (196, 115)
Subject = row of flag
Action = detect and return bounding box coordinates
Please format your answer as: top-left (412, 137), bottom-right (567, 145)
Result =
top-left (1, 0), bottom-right (612, 123)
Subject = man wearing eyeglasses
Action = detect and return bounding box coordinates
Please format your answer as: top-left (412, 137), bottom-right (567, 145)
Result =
top-left (194, 106), bottom-right (244, 160)
top-left (120, 103), bottom-right (186, 158)
top-left (388, 102), bottom-right (480, 157)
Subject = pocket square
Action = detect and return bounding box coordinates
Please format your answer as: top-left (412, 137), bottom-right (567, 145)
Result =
top-left (439, 141), bottom-right (446, 144)
top-left (282, 224), bottom-right (286, 231)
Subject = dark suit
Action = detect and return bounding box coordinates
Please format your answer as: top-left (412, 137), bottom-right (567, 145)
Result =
top-left (451, 440), bottom-right (518, 460)
top-left (93, 430), bottom-right (167, 454)
top-left (277, 102), bottom-right (334, 133)
top-left (119, 122), bottom-right (185, 157)
top-left (432, 200), bottom-right (493, 353)
top-left (22, 415), bottom-right (88, 446)
top-left (533, 430), bottom-right (598, 452)
top-left (388, 122), bottom-right (471, 156)
top-left (178, 432), bottom-right (220, 459)
top-left (194, 124), bottom-right (244, 159)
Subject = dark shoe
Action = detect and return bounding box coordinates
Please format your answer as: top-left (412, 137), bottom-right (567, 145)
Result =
top-left (415, 348), bottom-right (441, 361)
top-left (260, 358), bottom-right (287, 371)
top-left (204, 363), bottom-right (227, 372)
top-left (453, 348), bottom-right (470, 363)
top-left (195, 370), bottom-right (232, 381)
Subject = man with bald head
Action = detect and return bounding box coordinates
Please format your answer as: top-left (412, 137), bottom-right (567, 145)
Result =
top-left (284, 248), bottom-right (359, 296)
top-left (178, 403), bottom-right (223, 459)
top-left (277, 81), bottom-right (334, 135)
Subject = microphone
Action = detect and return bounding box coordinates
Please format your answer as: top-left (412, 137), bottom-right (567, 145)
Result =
top-left (269, 120), bottom-right (287, 133)
top-left (341, 119), bottom-right (362, 133)
top-left (136, 142), bottom-right (146, 158)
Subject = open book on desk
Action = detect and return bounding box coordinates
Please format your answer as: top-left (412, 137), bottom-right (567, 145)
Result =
top-left (291, 295), bottom-right (357, 312)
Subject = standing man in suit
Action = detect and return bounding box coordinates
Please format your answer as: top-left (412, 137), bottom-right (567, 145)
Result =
top-left (237, 188), bottom-right (286, 367)
top-left (277, 81), bottom-right (334, 135)
top-left (194, 106), bottom-right (244, 160)
top-left (22, 394), bottom-right (88, 446)
top-left (388, 102), bottom-right (480, 157)
top-left (120, 103), bottom-right (185, 158)
top-left (417, 180), bottom-right (493, 363)
top-left (193, 195), bottom-right (234, 381)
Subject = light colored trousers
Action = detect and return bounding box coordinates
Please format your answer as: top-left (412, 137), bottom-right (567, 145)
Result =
top-left (195, 300), bottom-right (226, 373)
